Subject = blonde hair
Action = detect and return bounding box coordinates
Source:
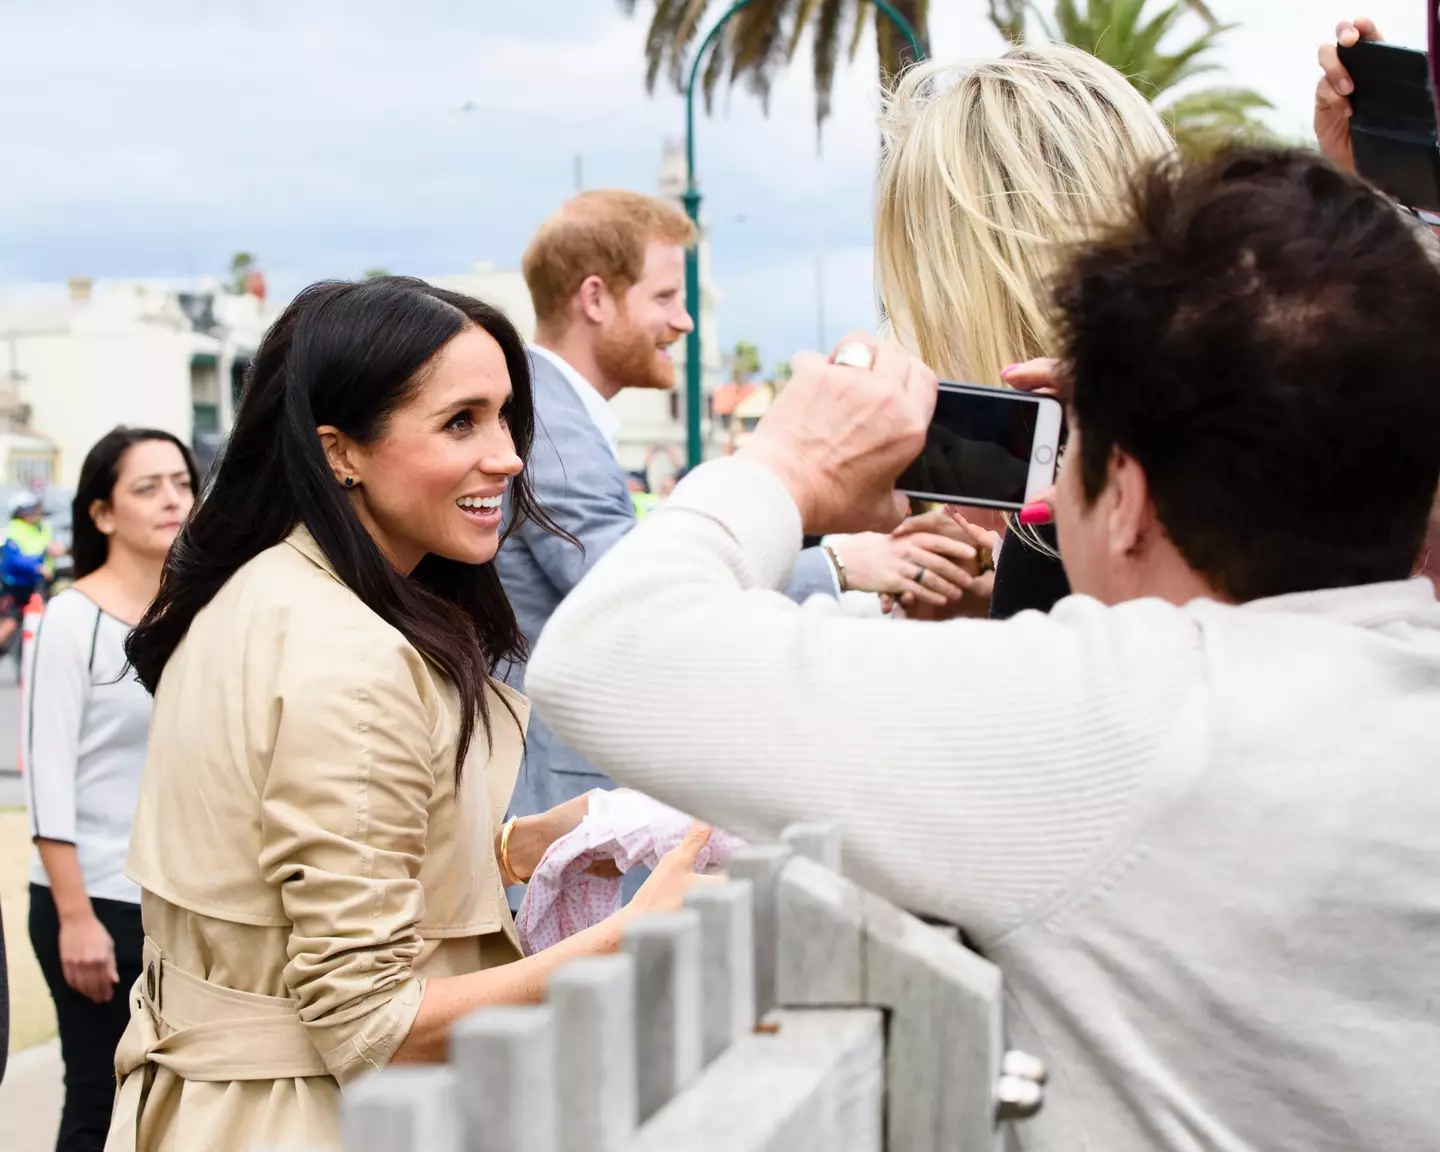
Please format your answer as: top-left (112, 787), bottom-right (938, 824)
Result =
top-left (523, 189), bottom-right (696, 332)
top-left (875, 44), bottom-right (1175, 388)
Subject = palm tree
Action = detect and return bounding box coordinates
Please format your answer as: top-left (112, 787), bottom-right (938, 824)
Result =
top-left (227, 251), bottom-right (257, 296)
top-left (726, 339), bottom-right (762, 383)
top-left (989, 0), bottom-right (1223, 42)
top-left (616, 0), bottom-right (929, 136)
top-left (1035, 0), bottom-right (1274, 157)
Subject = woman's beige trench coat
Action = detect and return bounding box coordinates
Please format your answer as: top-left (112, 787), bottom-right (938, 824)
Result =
top-left (105, 527), bottom-right (527, 1151)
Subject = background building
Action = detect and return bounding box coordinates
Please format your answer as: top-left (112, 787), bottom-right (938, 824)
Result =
top-left (0, 274), bottom-right (275, 489)
top-left (0, 140), bottom-right (715, 503)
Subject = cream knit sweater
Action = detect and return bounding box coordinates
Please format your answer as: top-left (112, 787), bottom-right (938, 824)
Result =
top-left (528, 456), bottom-right (1440, 1152)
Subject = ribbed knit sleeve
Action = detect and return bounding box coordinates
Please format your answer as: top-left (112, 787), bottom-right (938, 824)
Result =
top-left (527, 457), bottom-right (1204, 943)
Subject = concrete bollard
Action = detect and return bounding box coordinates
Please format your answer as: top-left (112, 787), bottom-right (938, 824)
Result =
top-left (548, 955), bottom-right (639, 1152)
top-left (781, 823), bottom-right (843, 872)
top-left (340, 1067), bottom-right (463, 1152)
top-left (449, 1005), bottom-right (557, 1152)
top-left (623, 909), bottom-right (704, 1122)
top-left (685, 880), bottom-right (757, 1064)
top-left (724, 845), bottom-right (793, 1019)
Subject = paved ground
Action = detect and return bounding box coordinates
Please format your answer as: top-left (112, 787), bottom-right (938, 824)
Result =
top-left (0, 1041), bottom-right (61, 1151)
top-left (1, 670), bottom-right (65, 1151)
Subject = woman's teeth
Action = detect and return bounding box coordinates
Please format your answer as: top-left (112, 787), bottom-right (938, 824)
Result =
top-left (457, 496), bottom-right (503, 511)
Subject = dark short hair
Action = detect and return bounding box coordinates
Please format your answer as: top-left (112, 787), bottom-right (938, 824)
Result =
top-left (1055, 148), bottom-right (1440, 602)
top-left (126, 278), bottom-right (570, 777)
top-left (72, 428), bottom-right (201, 579)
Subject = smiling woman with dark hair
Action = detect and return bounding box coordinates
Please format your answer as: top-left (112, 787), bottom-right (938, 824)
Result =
top-left (109, 278), bottom-right (712, 1152)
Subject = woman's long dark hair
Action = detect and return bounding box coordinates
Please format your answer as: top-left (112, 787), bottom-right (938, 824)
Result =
top-left (125, 277), bottom-right (568, 776)
top-left (72, 428), bottom-right (201, 579)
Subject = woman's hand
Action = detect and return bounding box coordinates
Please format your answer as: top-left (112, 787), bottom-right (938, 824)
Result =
top-left (890, 509), bottom-right (1000, 620)
top-left (829, 518), bottom-right (980, 608)
top-left (59, 911), bottom-right (118, 1004)
top-left (999, 358), bottom-right (1063, 395)
top-left (622, 824), bottom-right (724, 918)
top-left (1316, 18), bottom-right (1384, 173)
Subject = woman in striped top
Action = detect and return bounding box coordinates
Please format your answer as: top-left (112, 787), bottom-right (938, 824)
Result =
top-left (24, 427), bottom-right (197, 1152)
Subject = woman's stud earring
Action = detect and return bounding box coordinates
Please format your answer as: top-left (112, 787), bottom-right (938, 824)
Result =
top-left (343, 477), bottom-right (355, 489)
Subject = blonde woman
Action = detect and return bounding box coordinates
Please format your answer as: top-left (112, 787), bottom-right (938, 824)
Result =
top-left (874, 43), bottom-right (1175, 618)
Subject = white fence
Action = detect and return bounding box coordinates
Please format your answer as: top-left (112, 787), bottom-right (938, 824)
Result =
top-left (342, 824), bottom-right (1046, 1152)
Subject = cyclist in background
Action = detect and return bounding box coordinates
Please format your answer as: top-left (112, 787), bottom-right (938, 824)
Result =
top-left (1, 492), bottom-right (63, 667)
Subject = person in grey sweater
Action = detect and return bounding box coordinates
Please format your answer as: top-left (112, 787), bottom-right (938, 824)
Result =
top-left (528, 150), bottom-right (1440, 1151)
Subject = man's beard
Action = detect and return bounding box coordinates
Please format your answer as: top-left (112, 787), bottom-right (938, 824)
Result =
top-left (596, 316), bottom-right (675, 392)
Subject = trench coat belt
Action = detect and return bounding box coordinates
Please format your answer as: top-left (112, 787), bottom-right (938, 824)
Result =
top-left (110, 938), bottom-right (330, 1151)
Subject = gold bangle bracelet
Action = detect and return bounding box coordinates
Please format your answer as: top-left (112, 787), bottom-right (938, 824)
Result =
top-left (499, 816), bottom-right (525, 887)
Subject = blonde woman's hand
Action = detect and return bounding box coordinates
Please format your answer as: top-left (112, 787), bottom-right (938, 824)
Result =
top-left (828, 524), bottom-right (979, 608)
top-left (999, 358), bottom-right (1063, 395)
top-left (623, 823), bottom-right (724, 918)
top-left (893, 509), bottom-right (1000, 620)
top-left (1316, 18), bottom-right (1384, 173)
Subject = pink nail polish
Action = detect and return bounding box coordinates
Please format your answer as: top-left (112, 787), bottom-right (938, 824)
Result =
top-left (1000, 363), bottom-right (1021, 377)
top-left (1019, 501), bottom-right (1052, 527)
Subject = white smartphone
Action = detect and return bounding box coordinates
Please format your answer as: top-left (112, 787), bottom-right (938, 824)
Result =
top-left (897, 381), bottom-right (1064, 511)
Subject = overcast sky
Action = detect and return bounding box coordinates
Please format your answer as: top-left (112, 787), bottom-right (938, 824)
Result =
top-left (0, 1), bottom-right (1428, 366)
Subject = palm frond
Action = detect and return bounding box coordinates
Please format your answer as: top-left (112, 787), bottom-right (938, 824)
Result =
top-left (1162, 86), bottom-right (1277, 157)
top-left (1163, 85), bottom-right (1273, 122)
top-left (1127, 3), bottom-right (1195, 69)
top-left (1138, 23), bottom-right (1233, 95)
top-left (730, 3), bottom-right (789, 111)
top-left (666, 0), bottom-right (719, 90)
top-left (987, 0), bottom-right (1027, 43)
top-left (846, 0), bottom-right (868, 60)
top-left (786, 0), bottom-right (822, 60)
top-left (617, 0), bottom-right (930, 135)
top-left (812, 0), bottom-right (849, 131)
top-left (700, 21), bottom-right (731, 113)
top-left (1180, 0), bottom-right (1221, 29)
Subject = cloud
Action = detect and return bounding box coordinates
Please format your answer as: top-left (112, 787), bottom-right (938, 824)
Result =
top-left (712, 242), bottom-right (877, 365)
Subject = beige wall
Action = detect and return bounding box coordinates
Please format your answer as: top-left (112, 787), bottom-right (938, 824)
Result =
top-left (15, 329), bottom-right (195, 487)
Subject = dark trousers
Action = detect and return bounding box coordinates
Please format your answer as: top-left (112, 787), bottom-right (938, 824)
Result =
top-left (28, 883), bottom-right (143, 1152)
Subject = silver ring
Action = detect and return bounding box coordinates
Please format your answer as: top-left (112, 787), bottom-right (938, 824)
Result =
top-left (914, 566), bottom-right (926, 585)
top-left (833, 341), bottom-right (876, 370)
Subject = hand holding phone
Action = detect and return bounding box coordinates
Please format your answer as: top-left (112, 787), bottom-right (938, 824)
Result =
top-left (744, 332), bottom-right (936, 535)
top-left (1333, 36), bottom-right (1440, 214)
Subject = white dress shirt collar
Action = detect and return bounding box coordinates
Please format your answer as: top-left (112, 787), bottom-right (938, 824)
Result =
top-left (529, 345), bottom-right (622, 462)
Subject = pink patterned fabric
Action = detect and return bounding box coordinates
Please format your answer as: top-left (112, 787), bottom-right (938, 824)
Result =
top-left (516, 790), bottom-right (745, 955)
